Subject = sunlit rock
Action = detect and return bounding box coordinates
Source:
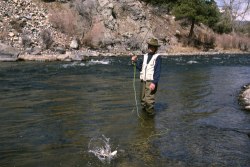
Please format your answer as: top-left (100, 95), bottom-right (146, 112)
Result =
top-left (239, 84), bottom-right (250, 111)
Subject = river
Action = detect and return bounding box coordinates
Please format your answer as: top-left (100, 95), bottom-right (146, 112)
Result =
top-left (0, 54), bottom-right (250, 167)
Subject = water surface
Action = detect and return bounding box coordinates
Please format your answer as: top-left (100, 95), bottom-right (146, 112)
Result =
top-left (0, 54), bottom-right (250, 167)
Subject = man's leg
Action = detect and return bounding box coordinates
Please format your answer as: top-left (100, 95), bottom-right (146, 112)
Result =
top-left (145, 82), bottom-right (157, 115)
top-left (140, 81), bottom-right (146, 110)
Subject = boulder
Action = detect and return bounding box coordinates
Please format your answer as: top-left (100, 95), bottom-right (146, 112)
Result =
top-left (70, 39), bottom-right (79, 50)
top-left (0, 43), bottom-right (20, 61)
top-left (239, 84), bottom-right (250, 111)
top-left (30, 47), bottom-right (42, 55)
top-left (54, 46), bottom-right (66, 54)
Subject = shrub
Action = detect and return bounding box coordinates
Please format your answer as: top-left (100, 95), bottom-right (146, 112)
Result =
top-left (40, 29), bottom-right (53, 49)
top-left (49, 7), bottom-right (78, 36)
top-left (0, 28), bottom-right (8, 42)
top-left (203, 33), bottom-right (215, 51)
top-left (9, 19), bottom-right (26, 33)
top-left (21, 35), bottom-right (32, 48)
top-left (216, 33), bottom-right (250, 51)
top-left (71, 0), bottom-right (96, 36)
top-left (126, 36), bottom-right (141, 51)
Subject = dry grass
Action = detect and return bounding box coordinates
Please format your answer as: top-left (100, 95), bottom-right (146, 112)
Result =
top-left (168, 45), bottom-right (200, 53)
top-left (216, 33), bottom-right (250, 51)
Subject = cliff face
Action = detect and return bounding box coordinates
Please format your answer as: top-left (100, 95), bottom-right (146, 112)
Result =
top-left (0, 0), bottom-right (183, 55)
top-left (76, 0), bottom-right (177, 53)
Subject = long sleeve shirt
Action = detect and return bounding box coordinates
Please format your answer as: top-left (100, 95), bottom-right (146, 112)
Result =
top-left (135, 53), bottom-right (162, 84)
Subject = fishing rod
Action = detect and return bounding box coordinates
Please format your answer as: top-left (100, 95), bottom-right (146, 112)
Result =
top-left (132, 28), bottom-right (150, 120)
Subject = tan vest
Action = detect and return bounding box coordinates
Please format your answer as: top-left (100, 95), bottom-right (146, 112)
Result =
top-left (140, 53), bottom-right (159, 81)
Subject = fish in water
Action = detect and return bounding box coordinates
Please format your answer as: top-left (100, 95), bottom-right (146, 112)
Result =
top-left (88, 135), bottom-right (117, 163)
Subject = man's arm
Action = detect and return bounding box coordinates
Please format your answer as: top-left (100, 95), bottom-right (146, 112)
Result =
top-left (152, 56), bottom-right (162, 85)
top-left (131, 55), bottom-right (143, 71)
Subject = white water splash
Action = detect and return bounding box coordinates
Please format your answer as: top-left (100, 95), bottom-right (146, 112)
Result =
top-left (62, 62), bottom-right (86, 68)
top-left (88, 59), bottom-right (110, 65)
top-left (88, 135), bottom-right (117, 163)
top-left (187, 60), bottom-right (198, 64)
top-left (62, 59), bottom-right (110, 68)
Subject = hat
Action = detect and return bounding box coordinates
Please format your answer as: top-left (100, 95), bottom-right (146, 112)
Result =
top-left (147, 38), bottom-right (160, 47)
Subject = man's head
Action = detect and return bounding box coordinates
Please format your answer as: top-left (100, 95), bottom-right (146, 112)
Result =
top-left (147, 38), bottom-right (160, 54)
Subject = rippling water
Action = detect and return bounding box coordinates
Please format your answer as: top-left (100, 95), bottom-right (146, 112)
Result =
top-left (0, 54), bottom-right (250, 167)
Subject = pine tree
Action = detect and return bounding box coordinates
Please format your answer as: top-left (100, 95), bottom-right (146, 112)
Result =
top-left (173, 0), bottom-right (220, 38)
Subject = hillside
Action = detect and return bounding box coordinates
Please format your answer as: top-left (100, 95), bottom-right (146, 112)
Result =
top-left (0, 0), bottom-right (249, 60)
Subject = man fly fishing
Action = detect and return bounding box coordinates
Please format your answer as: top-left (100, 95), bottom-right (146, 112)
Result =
top-left (131, 38), bottom-right (162, 116)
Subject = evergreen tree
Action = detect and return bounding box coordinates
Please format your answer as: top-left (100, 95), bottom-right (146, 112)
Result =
top-left (172, 0), bottom-right (220, 38)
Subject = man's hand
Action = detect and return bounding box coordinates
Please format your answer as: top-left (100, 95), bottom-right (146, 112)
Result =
top-left (149, 83), bottom-right (155, 91)
top-left (131, 55), bottom-right (137, 63)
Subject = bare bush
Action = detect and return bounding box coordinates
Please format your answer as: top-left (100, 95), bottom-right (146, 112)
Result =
top-left (82, 22), bottom-right (105, 49)
top-left (216, 33), bottom-right (250, 51)
top-left (125, 36), bottom-right (141, 51)
top-left (49, 7), bottom-right (78, 36)
top-left (9, 19), bottom-right (26, 33)
top-left (203, 33), bottom-right (216, 51)
top-left (72, 0), bottom-right (95, 34)
top-left (40, 29), bottom-right (53, 49)
top-left (0, 28), bottom-right (8, 42)
top-left (21, 35), bottom-right (32, 48)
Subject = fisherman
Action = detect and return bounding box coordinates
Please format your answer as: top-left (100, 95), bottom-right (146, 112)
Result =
top-left (131, 38), bottom-right (162, 116)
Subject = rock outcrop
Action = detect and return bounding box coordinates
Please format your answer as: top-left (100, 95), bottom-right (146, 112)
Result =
top-left (239, 84), bottom-right (250, 111)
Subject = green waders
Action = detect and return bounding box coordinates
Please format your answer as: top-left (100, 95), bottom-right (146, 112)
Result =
top-left (140, 81), bottom-right (157, 115)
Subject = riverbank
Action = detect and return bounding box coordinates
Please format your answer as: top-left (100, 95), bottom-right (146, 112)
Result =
top-left (1, 50), bottom-right (250, 62)
top-left (0, 41), bottom-right (249, 62)
top-left (16, 50), bottom-right (250, 61)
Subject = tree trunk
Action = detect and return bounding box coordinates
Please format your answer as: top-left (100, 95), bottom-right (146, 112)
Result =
top-left (189, 19), bottom-right (195, 38)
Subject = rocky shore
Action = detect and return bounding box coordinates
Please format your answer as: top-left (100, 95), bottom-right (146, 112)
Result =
top-left (1, 43), bottom-right (250, 62)
top-left (1, 41), bottom-right (250, 62)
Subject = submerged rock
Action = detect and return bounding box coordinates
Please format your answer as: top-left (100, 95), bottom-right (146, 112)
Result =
top-left (239, 84), bottom-right (250, 111)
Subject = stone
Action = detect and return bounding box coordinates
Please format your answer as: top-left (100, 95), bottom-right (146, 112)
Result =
top-left (9, 32), bottom-right (15, 37)
top-left (239, 84), bottom-right (250, 111)
top-left (54, 46), bottom-right (66, 54)
top-left (70, 39), bottom-right (79, 50)
top-left (31, 47), bottom-right (42, 55)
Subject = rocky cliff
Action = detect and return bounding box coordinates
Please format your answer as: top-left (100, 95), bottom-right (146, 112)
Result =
top-left (0, 0), bottom-right (184, 59)
top-left (3, 0), bottom-right (247, 61)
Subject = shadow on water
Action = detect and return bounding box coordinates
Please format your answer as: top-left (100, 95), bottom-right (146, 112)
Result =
top-left (0, 55), bottom-right (250, 166)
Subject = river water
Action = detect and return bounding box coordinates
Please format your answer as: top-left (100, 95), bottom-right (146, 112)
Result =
top-left (0, 54), bottom-right (250, 167)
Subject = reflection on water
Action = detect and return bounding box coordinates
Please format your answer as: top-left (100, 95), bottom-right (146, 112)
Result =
top-left (0, 55), bottom-right (250, 167)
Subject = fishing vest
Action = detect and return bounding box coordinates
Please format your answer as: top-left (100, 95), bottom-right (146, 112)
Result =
top-left (140, 53), bottom-right (159, 81)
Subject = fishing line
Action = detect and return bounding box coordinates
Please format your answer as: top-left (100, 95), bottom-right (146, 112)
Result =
top-left (132, 62), bottom-right (144, 121)
top-left (131, 28), bottom-right (150, 122)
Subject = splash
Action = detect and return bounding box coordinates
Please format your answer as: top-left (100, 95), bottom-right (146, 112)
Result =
top-left (62, 62), bottom-right (85, 68)
top-left (62, 59), bottom-right (110, 68)
top-left (88, 59), bottom-right (110, 65)
top-left (187, 60), bottom-right (198, 64)
top-left (88, 135), bottom-right (117, 163)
